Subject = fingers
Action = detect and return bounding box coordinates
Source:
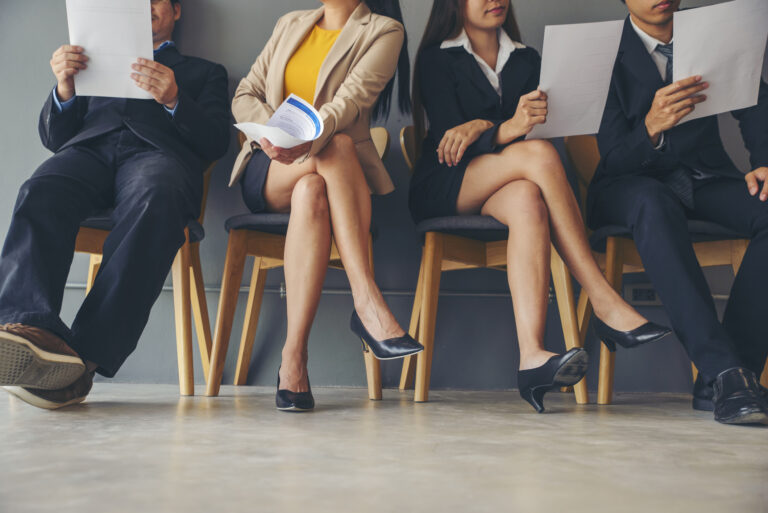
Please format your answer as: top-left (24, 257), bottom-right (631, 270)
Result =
top-left (53, 45), bottom-right (84, 58)
top-left (745, 173), bottom-right (759, 196)
top-left (131, 62), bottom-right (164, 78)
top-left (131, 73), bottom-right (160, 88)
top-left (662, 75), bottom-right (703, 94)
top-left (526, 89), bottom-right (547, 101)
top-left (530, 115), bottom-right (547, 126)
top-left (133, 80), bottom-right (160, 97)
top-left (526, 100), bottom-right (548, 109)
top-left (447, 136), bottom-right (462, 166)
top-left (136, 57), bottom-right (167, 73)
top-left (761, 178), bottom-right (768, 202)
top-left (668, 82), bottom-right (708, 103)
top-left (670, 94), bottom-right (707, 113)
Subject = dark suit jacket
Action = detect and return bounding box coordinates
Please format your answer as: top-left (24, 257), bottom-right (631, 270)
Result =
top-left (589, 17), bottom-right (768, 217)
top-left (411, 43), bottom-right (541, 187)
top-left (38, 45), bottom-right (231, 173)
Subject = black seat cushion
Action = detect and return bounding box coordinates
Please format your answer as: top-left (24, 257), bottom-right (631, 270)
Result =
top-left (589, 220), bottom-right (749, 252)
top-left (80, 211), bottom-right (205, 243)
top-left (416, 215), bottom-right (507, 242)
top-left (225, 213), bottom-right (378, 239)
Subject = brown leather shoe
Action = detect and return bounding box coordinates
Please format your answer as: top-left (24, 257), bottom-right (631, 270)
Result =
top-left (0, 323), bottom-right (85, 390)
top-left (4, 371), bottom-right (93, 410)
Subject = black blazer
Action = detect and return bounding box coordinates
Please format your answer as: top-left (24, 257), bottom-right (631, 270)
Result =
top-left (411, 43), bottom-right (541, 186)
top-left (589, 17), bottom-right (768, 215)
top-left (38, 45), bottom-right (231, 173)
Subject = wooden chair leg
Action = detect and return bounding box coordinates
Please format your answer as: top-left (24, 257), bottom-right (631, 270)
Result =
top-left (414, 232), bottom-right (443, 403)
top-left (363, 235), bottom-right (383, 400)
top-left (205, 230), bottom-right (248, 397)
top-left (762, 365), bottom-right (768, 388)
top-left (86, 254), bottom-right (101, 294)
top-left (234, 257), bottom-right (268, 386)
top-left (399, 254), bottom-right (425, 391)
top-left (691, 363), bottom-right (699, 382)
top-left (597, 237), bottom-right (623, 405)
top-left (550, 245), bottom-right (589, 404)
top-left (189, 242), bottom-right (213, 382)
top-left (576, 277), bottom-right (594, 347)
top-left (171, 237), bottom-right (194, 396)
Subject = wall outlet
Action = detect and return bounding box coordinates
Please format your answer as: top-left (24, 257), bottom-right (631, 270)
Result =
top-left (624, 283), bottom-right (662, 306)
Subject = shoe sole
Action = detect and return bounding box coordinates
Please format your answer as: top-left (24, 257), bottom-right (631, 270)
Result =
top-left (552, 350), bottom-right (590, 387)
top-left (0, 333), bottom-right (85, 390)
top-left (276, 405), bottom-right (314, 412)
top-left (3, 386), bottom-right (87, 410)
top-left (716, 409), bottom-right (768, 426)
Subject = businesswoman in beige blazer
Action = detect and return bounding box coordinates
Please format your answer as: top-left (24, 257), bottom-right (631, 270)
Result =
top-left (230, 0), bottom-right (421, 411)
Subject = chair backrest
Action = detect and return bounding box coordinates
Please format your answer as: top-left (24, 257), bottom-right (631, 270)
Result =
top-left (400, 125), bottom-right (417, 172)
top-left (563, 135), bottom-right (601, 215)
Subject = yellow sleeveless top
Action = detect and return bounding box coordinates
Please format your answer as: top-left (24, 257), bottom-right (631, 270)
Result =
top-left (284, 25), bottom-right (342, 103)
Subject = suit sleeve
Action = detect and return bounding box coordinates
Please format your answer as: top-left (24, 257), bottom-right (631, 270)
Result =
top-left (231, 16), bottom-right (285, 127)
top-left (731, 77), bottom-right (768, 169)
top-left (419, 49), bottom-right (502, 160)
top-left (170, 62), bottom-right (231, 162)
top-left (38, 88), bottom-right (87, 152)
top-left (597, 76), bottom-right (668, 176)
top-left (305, 21), bottom-right (403, 159)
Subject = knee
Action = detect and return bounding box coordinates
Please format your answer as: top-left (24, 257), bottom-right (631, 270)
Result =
top-left (508, 140), bottom-right (563, 177)
top-left (291, 174), bottom-right (329, 218)
top-left (492, 180), bottom-right (548, 225)
top-left (629, 184), bottom-right (685, 227)
top-left (129, 184), bottom-right (194, 223)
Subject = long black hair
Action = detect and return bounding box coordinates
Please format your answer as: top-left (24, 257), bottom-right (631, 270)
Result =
top-left (412, 0), bottom-right (522, 142)
top-left (364, 0), bottom-right (412, 119)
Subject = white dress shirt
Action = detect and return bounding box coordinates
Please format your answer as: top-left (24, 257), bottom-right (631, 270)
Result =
top-left (630, 17), bottom-right (672, 82)
top-left (441, 28), bottom-right (526, 98)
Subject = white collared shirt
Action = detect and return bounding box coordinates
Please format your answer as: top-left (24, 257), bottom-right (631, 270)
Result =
top-left (630, 17), bottom-right (672, 82)
top-left (441, 28), bottom-right (526, 98)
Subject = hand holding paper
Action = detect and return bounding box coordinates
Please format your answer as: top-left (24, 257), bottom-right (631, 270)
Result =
top-left (236, 94), bottom-right (325, 151)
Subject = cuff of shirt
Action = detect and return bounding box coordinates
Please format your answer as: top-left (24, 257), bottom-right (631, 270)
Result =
top-left (164, 101), bottom-right (178, 117)
top-left (654, 132), bottom-right (666, 150)
top-left (52, 87), bottom-right (76, 113)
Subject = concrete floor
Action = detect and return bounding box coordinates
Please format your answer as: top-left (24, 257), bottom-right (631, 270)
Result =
top-left (1, 385), bottom-right (766, 513)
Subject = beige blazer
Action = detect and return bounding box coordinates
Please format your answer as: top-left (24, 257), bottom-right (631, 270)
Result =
top-left (230, 3), bottom-right (403, 194)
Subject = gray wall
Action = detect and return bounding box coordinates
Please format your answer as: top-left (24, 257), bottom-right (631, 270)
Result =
top-left (0, 0), bottom-right (764, 393)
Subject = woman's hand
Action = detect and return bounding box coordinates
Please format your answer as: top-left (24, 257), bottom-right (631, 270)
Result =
top-left (496, 90), bottom-right (548, 145)
top-left (437, 119), bottom-right (494, 167)
top-left (259, 139), bottom-right (312, 165)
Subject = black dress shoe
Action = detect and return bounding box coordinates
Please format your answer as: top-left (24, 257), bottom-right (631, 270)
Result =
top-left (350, 311), bottom-right (424, 360)
top-left (592, 317), bottom-right (672, 352)
top-left (692, 374), bottom-right (715, 412)
top-left (517, 348), bottom-right (589, 413)
top-left (276, 370), bottom-right (314, 412)
top-left (712, 368), bottom-right (768, 425)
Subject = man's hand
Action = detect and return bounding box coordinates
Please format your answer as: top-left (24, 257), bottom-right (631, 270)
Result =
top-left (437, 119), bottom-right (493, 167)
top-left (645, 76), bottom-right (709, 146)
top-left (131, 58), bottom-right (179, 109)
top-left (50, 45), bottom-right (88, 102)
top-left (260, 139), bottom-right (312, 165)
top-left (745, 167), bottom-right (768, 202)
top-left (496, 89), bottom-right (548, 145)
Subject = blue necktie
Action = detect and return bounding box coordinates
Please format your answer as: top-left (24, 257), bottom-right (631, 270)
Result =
top-left (654, 42), bottom-right (694, 209)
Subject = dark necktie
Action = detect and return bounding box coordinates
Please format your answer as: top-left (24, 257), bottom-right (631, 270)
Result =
top-left (654, 42), bottom-right (695, 209)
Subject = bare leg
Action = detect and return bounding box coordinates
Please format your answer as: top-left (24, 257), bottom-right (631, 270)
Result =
top-left (277, 175), bottom-right (331, 392)
top-left (457, 139), bottom-right (645, 331)
top-left (262, 134), bottom-right (404, 376)
top-left (481, 180), bottom-right (558, 370)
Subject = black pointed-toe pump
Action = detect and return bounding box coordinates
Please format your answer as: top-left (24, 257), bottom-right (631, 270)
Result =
top-left (592, 317), bottom-right (672, 352)
top-left (350, 311), bottom-right (424, 360)
top-left (518, 348), bottom-right (589, 413)
top-left (276, 369), bottom-right (315, 412)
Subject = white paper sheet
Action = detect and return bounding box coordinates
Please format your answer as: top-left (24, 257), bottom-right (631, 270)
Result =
top-left (235, 94), bottom-right (325, 149)
top-left (527, 20), bottom-right (624, 140)
top-left (65, 0), bottom-right (154, 99)
top-left (674, 0), bottom-right (768, 122)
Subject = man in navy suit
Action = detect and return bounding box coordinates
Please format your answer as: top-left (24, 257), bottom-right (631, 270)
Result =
top-left (0, 0), bottom-right (230, 408)
top-left (589, 0), bottom-right (768, 424)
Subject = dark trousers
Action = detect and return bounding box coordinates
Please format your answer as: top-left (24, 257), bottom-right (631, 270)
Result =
top-left (590, 175), bottom-right (768, 384)
top-left (0, 129), bottom-right (201, 377)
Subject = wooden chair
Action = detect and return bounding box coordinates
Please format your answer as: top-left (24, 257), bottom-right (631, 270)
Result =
top-left (398, 126), bottom-right (589, 404)
top-left (204, 128), bottom-right (391, 399)
top-left (563, 135), bottom-right (768, 403)
top-left (74, 163), bottom-right (216, 396)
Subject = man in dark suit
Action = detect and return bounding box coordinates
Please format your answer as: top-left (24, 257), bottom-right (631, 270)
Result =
top-left (0, 0), bottom-right (230, 408)
top-left (589, 0), bottom-right (768, 425)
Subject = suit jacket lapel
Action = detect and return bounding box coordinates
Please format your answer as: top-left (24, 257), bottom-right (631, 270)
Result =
top-left (313, 3), bottom-right (371, 105)
top-left (618, 17), bottom-right (664, 90)
top-left (155, 46), bottom-right (185, 68)
top-left (500, 51), bottom-right (534, 112)
top-left (267, 7), bottom-right (324, 107)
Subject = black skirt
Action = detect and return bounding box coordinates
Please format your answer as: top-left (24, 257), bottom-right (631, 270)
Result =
top-left (240, 149), bottom-right (273, 213)
top-left (408, 151), bottom-right (471, 224)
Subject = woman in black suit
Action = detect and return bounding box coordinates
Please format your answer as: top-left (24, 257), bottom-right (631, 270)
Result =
top-left (409, 0), bottom-right (671, 412)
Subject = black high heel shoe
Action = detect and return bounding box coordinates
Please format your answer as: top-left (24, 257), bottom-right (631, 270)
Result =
top-left (593, 317), bottom-right (672, 352)
top-left (350, 311), bottom-right (424, 360)
top-left (276, 368), bottom-right (314, 412)
top-left (518, 348), bottom-right (589, 413)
